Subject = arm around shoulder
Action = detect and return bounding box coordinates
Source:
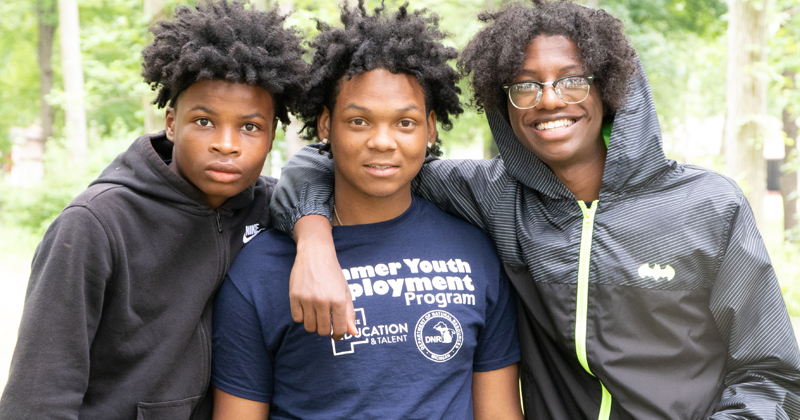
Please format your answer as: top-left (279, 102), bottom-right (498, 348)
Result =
top-left (0, 205), bottom-right (113, 419)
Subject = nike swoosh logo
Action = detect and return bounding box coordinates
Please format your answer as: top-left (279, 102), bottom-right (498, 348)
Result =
top-left (243, 229), bottom-right (264, 244)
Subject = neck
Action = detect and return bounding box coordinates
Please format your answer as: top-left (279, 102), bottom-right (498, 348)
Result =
top-left (333, 185), bottom-right (413, 227)
top-left (549, 138), bottom-right (607, 203)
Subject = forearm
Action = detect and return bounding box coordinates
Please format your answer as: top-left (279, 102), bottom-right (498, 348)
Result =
top-left (212, 387), bottom-right (269, 420)
top-left (472, 364), bottom-right (524, 420)
top-left (709, 198), bottom-right (800, 419)
top-left (289, 215), bottom-right (356, 338)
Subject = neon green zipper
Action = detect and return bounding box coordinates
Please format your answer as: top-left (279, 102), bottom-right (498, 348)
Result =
top-left (576, 200), bottom-right (612, 420)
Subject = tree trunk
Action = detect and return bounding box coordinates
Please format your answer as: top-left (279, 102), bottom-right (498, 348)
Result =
top-left (143, 0), bottom-right (168, 134)
top-left (724, 0), bottom-right (768, 229)
top-left (37, 0), bottom-right (57, 144)
top-left (781, 69), bottom-right (798, 240)
top-left (58, 0), bottom-right (87, 165)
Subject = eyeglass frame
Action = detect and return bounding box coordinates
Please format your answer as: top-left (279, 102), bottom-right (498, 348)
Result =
top-left (501, 74), bottom-right (595, 109)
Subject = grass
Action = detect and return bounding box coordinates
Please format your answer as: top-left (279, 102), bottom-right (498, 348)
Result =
top-left (0, 223), bottom-right (40, 388)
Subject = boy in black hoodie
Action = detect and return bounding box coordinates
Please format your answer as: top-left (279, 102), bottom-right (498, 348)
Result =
top-left (0, 1), bottom-right (307, 419)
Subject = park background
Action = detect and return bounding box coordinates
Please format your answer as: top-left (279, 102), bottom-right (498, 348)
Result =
top-left (0, 0), bottom-right (798, 389)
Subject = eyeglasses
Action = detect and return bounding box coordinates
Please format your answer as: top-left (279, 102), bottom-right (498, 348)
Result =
top-left (502, 74), bottom-right (595, 109)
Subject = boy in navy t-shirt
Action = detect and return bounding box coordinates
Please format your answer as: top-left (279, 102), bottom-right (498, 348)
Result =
top-left (210, 3), bottom-right (522, 419)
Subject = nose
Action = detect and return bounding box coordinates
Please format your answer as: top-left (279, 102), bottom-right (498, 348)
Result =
top-left (537, 84), bottom-right (566, 111)
top-left (366, 124), bottom-right (397, 152)
top-left (210, 127), bottom-right (241, 156)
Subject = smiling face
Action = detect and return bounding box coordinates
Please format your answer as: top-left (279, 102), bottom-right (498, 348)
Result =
top-left (165, 80), bottom-right (277, 209)
top-left (319, 69), bottom-right (436, 221)
top-left (507, 35), bottom-right (605, 173)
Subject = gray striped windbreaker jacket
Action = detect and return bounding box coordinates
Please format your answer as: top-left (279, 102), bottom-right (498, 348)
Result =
top-left (270, 67), bottom-right (800, 419)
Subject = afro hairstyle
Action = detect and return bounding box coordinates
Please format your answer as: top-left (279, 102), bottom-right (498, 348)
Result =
top-left (459, 0), bottom-right (637, 122)
top-left (299, 0), bottom-right (463, 157)
top-left (141, 0), bottom-right (307, 126)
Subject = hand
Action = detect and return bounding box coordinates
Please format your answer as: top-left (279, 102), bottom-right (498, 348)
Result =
top-left (290, 215), bottom-right (358, 340)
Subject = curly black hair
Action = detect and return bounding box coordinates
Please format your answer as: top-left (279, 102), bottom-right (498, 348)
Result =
top-left (299, 0), bottom-right (463, 157)
top-left (141, 0), bottom-right (307, 126)
top-left (459, 0), bottom-right (637, 122)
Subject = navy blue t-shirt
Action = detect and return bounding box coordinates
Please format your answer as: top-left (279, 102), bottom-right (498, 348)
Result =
top-left (212, 196), bottom-right (519, 419)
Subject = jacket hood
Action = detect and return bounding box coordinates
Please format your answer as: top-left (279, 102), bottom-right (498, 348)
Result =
top-left (91, 132), bottom-right (256, 213)
top-left (487, 63), bottom-right (672, 201)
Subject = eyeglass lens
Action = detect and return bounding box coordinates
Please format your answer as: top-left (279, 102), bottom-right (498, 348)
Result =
top-left (509, 77), bottom-right (591, 109)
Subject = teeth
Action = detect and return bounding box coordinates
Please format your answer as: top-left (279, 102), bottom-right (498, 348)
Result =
top-left (369, 165), bottom-right (391, 169)
top-left (535, 118), bottom-right (576, 131)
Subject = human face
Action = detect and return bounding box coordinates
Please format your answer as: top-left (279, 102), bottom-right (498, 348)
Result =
top-left (165, 80), bottom-right (277, 209)
top-left (507, 35), bottom-right (604, 172)
top-left (319, 69), bottom-right (436, 211)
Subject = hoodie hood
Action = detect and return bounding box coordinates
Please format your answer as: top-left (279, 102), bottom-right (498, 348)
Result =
top-left (91, 132), bottom-right (256, 214)
top-left (487, 63), bottom-right (672, 201)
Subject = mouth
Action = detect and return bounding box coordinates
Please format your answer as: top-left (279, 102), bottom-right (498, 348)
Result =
top-left (206, 162), bottom-right (242, 182)
top-left (534, 118), bottom-right (577, 132)
top-left (364, 163), bottom-right (399, 176)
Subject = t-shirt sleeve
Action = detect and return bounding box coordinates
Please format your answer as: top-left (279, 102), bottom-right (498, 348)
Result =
top-left (211, 276), bottom-right (274, 403)
top-left (472, 266), bottom-right (520, 372)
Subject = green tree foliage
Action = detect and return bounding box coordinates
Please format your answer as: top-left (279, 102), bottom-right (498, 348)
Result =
top-left (0, 0), bottom-right (41, 161)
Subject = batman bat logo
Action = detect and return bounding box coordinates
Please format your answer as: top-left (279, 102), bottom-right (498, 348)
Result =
top-left (637, 263), bottom-right (675, 281)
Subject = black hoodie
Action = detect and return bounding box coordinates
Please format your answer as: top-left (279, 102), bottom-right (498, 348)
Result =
top-left (270, 66), bottom-right (800, 419)
top-left (0, 132), bottom-right (275, 420)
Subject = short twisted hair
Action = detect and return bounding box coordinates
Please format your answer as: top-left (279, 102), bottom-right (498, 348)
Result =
top-left (299, 0), bottom-right (463, 157)
top-left (141, 0), bottom-right (307, 126)
top-left (459, 0), bottom-right (637, 121)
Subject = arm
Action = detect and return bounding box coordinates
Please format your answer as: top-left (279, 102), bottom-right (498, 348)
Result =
top-left (270, 144), bottom-right (510, 236)
top-left (269, 145), bottom-right (512, 336)
top-left (213, 388), bottom-right (269, 420)
top-left (709, 194), bottom-right (800, 419)
top-left (473, 364), bottom-right (524, 420)
top-left (0, 206), bottom-right (111, 419)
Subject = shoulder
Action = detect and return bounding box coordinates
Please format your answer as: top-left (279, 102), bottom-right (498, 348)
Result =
top-left (674, 164), bottom-right (745, 211)
top-left (256, 175), bottom-right (278, 197)
top-left (226, 228), bottom-right (296, 285)
top-left (413, 198), bottom-right (498, 252)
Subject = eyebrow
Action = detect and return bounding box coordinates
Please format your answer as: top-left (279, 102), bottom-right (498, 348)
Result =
top-left (342, 104), bottom-right (370, 112)
top-left (341, 104), bottom-right (422, 113)
top-left (188, 106), bottom-right (266, 120)
top-left (518, 64), bottom-right (581, 77)
top-left (240, 113), bottom-right (267, 120)
top-left (188, 105), bottom-right (217, 115)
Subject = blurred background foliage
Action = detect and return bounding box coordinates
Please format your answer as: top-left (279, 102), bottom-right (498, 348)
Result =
top-left (0, 0), bottom-right (798, 332)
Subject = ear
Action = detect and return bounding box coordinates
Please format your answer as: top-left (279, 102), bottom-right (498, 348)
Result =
top-left (317, 106), bottom-right (332, 144)
top-left (165, 107), bottom-right (176, 142)
top-left (266, 117), bottom-right (279, 154)
top-left (426, 110), bottom-right (438, 147)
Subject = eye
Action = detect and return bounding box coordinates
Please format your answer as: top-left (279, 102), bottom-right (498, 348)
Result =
top-left (243, 123), bottom-right (258, 132)
top-left (398, 120), bottom-right (416, 128)
top-left (195, 118), bottom-right (213, 127)
top-left (350, 119), bottom-right (366, 126)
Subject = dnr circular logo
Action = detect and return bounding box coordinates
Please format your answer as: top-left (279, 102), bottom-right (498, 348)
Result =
top-left (414, 310), bottom-right (463, 363)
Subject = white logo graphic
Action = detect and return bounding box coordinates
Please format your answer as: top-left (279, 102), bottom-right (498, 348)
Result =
top-left (332, 308), bottom-right (369, 356)
top-left (637, 263), bottom-right (675, 281)
top-left (414, 310), bottom-right (463, 362)
top-left (242, 223), bottom-right (265, 244)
